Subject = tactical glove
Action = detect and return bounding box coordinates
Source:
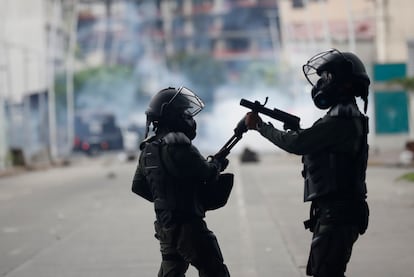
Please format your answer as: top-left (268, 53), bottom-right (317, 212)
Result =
top-left (218, 158), bottom-right (229, 172)
top-left (208, 156), bottom-right (229, 172)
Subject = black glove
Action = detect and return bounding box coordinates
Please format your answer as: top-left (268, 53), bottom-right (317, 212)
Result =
top-left (208, 156), bottom-right (229, 172)
top-left (218, 158), bottom-right (229, 172)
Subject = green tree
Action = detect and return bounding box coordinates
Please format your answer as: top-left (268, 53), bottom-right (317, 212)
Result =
top-left (54, 65), bottom-right (134, 109)
top-left (167, 52), bottom-right (226, 103)
top-left (389, 77), bottom-right (414, 91)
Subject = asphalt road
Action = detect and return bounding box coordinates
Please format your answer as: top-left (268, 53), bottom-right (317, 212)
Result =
top-left (0, 152), bottom-right (413, 277)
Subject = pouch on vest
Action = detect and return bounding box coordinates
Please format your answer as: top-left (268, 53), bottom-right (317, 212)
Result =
top-left (200, 173), bottom-right (234, 211)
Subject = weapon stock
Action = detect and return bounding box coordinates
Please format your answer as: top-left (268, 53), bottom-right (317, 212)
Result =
top-left (240, 98), bottom-right (300, 131)
top-left (213, 117), bottom-right (247, 159)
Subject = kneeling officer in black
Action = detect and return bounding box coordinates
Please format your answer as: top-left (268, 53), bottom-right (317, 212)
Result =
top-left (132, 86), bottom-right (230, 277)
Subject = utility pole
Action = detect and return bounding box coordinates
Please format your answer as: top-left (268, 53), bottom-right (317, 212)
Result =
top-left (267, 11), bottom-right (281, 67)
top-left (48, 0), bottom-right (59, 163)
top-left (0, 48), bottom-right (6, 171)
top-left (104, 0), bottom-right (113, 65)
top-left (0, 0), bottom-right (8, 170)
top-left (345, 0), bottom-right (356, 52)
top-left (319, 0), bottom-right (332, 49)
top-left (66, 0), bottom-right (79, 156)
top-left (23, 48), bottom-right (32, 164)
top-left (376, 0), bottom-right (387, 62)
top-left (303, 0), bottom-right (316, 53)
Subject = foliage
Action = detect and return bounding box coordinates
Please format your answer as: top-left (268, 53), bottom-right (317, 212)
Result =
top-left (397, 172), bottom-right (414, 182)
top-left (54, 65), bottom-right (134, 108)
top-left (239, 61), bottom-right (280, 87)
top-left (389, 77), bottom-right (414, 91)
top-left (73, 65), bottom-right (134, 93)
top-left (167, 52), bottom-right (226, 102)
top-left (168, 52), bottom-right (226, 87)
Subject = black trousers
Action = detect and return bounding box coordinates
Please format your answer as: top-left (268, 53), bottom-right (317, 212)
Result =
top-left (154, 219), bottom-right (230, 277)
top-left (306, 220), bottom-right (360, 277)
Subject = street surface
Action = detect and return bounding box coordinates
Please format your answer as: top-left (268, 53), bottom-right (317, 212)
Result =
top-left (0, 152), bottom-right (414, 277)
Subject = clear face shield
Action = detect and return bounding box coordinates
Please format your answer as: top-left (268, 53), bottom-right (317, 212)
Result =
top-left (302, 48), bottom-right (342, 87)
top-left (167, 86), bottom-right (205, 117)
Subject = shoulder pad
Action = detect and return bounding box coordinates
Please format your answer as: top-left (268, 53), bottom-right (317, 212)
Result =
top-left (139, 135), bottom-right (158, 150)
top-left (163, 132), bottom-right (191, 145)
top-left (328, 103), bottom-right (362, 117)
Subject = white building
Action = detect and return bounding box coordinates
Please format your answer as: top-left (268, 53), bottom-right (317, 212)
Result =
top-left (0, 0), bottom-right (70, 169)
top-left (279, 0), bottom-right (414, 154)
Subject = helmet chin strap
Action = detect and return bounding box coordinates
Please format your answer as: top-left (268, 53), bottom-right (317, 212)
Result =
top-left (144, 119), bottom-right (151, 139)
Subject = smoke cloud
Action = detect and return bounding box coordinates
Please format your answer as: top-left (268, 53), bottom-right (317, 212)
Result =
top-left (74, 1), bottom-right (328, 155)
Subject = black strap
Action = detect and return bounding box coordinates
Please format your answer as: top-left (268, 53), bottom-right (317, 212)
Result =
top-left (162, 253), bottom-right (185, 262)
top-left (304, 202), bottom-right (318, 231)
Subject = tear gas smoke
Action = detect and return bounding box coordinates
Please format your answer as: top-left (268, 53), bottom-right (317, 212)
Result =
top-left (194, 83), bottom-right (326, 155)
top-left (74, 1), bottom-right (329, 155)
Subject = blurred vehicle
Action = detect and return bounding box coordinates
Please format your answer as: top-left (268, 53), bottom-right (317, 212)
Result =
top-left (122, 124), bottom-right (143, 161)
top-left (73, 111), bottom-right (124, 156)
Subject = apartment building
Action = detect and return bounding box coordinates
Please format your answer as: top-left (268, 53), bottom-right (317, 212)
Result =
top-left (158, 0), bottom-right (279, 61)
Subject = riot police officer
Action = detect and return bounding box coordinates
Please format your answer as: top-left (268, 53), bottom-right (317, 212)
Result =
top-left (245, 49), bottom-right (370, 277)
top-left (132, 86), bottom-right (231, 277)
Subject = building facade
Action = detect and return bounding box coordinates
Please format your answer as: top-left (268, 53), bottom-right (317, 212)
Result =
top-left (279, 0), bottom-right (414, 153)
top-left (158, 0), bottom-right (278, 60)
top-left (0, 0), bottom-right (71, 169)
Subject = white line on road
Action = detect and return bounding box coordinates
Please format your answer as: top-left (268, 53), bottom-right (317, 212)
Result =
top-left (232, 158), bottom-right (259, 277)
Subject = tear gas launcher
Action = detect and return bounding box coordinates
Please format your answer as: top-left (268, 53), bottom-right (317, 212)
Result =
top-left (212, 116), bottom-right (248, 160)
top-left (240, 97), bottom-right (301, 132)
top-left (203, 97), bottom-right (301, 211)
top-left (212, 97), bottom-right (301, 160)
top-left (202, 116), bottom-right (248, 211)
top-left (204, 97), bottom-right (301, 211)
top-left (204, 113), bottom-right (247, 211)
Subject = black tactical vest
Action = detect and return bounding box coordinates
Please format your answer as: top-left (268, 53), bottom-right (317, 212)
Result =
top-left (141, 134), bottom-right (205, 224)
top-left (302, 103), bottom-right (369, 202)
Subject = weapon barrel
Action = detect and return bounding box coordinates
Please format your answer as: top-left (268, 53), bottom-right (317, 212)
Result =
top-left (240, 98), bottom-right (300, 131)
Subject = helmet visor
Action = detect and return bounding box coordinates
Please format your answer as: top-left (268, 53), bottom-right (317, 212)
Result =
top-left (302, 49), bottom-right (342, 86)
top-left (168, 86), bottom-right (205, 117)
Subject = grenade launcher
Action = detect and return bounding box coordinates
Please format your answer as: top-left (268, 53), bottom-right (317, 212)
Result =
top-left (213, 97), bottom-right (301, 160)
top-left (240, 97), bottom-right (301, 132)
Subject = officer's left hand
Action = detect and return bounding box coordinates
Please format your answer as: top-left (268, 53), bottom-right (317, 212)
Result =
top-left (208, 156), bottom-right (229, 172)
top-left (218, 158), bottom-right (229, 172)
top-left (245, 112), bottom-right (263, 130)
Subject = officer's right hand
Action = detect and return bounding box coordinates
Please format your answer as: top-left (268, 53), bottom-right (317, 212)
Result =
top-left (245, 112), bottom-right (263, 130)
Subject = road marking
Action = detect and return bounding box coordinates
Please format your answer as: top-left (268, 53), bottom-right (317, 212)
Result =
top-left (232, 159), bottom-right (259, 277)
top-left (3, 227), bottom-right (19, 233)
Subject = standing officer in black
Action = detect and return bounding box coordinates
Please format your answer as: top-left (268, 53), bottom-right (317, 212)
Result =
top-left (245, 49), bottom-right (370, 277)
top-left (132, 86), bottom-right (230, 277)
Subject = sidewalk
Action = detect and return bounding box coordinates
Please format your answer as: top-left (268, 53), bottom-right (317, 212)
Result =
top-left (368, 148), bottom-right (406, 167)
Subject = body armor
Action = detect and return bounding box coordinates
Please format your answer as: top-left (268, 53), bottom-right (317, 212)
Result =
top-left (141, 133), bottom-right (205, 225)
top-left (302, 103), bottom-right (369, 202)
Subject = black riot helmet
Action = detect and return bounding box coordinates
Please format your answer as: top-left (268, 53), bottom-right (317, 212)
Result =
top-left (145, 86), bottom-right (205, 140)
top-left (302, 48), bottom-right (370, 112)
